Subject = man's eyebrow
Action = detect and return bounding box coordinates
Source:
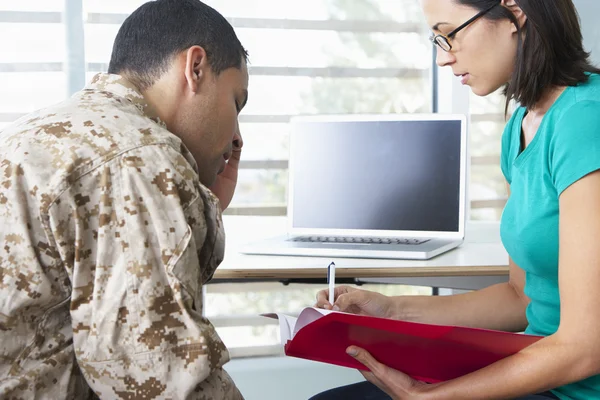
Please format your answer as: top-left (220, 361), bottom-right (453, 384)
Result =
top-left (432, 22), bottom-right (450, 31)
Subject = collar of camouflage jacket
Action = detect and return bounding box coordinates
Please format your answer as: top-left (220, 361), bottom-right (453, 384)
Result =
top-left (85, 73), bottom-right (167, 128)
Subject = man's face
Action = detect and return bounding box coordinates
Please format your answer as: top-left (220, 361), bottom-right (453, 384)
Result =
top-left (172, 59), bottom-right (249, 187)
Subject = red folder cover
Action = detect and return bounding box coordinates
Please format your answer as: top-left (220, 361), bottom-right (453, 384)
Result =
top-left (265, 308), bottom-right (542, 384)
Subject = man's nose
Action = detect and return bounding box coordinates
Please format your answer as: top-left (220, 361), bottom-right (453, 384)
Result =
top-left (233, 125), bottom-right (243, 150)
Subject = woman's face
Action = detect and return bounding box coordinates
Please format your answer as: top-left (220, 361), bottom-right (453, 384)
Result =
top-left (421, 0), bottom-right (520, 96)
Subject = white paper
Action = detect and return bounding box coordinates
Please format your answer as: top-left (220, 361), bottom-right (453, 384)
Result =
top-left (263, 307), bottom-right (336, 344)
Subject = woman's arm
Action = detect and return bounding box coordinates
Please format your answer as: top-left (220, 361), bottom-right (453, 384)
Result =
top-left (319, 260), bottom-right (529, 332)
top-left (393, 258), bottom-right (529, 332)
top-left (419, 169), bottom-right (600, 399)
top-left (392, 183), bottom-right (529, 332)
top-left (352, 170), bottom-right (600, 399)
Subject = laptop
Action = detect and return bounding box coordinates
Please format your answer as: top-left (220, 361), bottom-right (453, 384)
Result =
top-left (241, 114), bottom-right (468, 260)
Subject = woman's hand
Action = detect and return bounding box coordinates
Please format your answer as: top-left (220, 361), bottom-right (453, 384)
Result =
top-left (315, 285), bottom-right (397, 319)
top-left (347, 346), bottom-right (436, 400)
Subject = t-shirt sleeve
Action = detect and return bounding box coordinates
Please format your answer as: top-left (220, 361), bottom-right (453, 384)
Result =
top-left (551, 100), bottom-right (600, 195)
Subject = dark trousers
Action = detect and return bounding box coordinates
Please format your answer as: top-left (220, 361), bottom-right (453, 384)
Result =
top-left (309, 381), bottom-right (560, 400)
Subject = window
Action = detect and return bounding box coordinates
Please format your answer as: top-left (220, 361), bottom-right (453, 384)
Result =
top-left (200, 0), bottom-right (436, 355)
top-left (3, 0), bottom-right (598, 359)
top-left (213, 0), bottom-right (434, 215)
top-left (0, 0), bottom-right (447, 357)
top-left (1, 0), bottom-right (433, 215)
top-left (0, 0), bottom-right (66, 123)
top-left (469, 89), bottom-right (510, 221)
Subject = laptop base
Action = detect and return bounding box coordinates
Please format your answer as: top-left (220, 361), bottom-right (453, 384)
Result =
top-left (241, 236), bottom-right (463, 260)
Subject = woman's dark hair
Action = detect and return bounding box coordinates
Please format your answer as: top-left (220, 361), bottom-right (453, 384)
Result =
top-left (108, 0), bottom-right (248, 90)
top-left (456, 0), bottom-right (600, 112)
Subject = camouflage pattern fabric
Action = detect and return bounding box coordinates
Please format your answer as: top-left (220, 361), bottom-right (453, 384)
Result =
top-left (0, 73), bottom-right (243, 399)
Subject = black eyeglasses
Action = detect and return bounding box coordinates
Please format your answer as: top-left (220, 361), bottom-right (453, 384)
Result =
top-left (430, 2), bottom-right (499, 52)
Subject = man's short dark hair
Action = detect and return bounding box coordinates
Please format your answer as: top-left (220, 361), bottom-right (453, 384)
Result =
top-left (108, 0), bottom-right (248, 90)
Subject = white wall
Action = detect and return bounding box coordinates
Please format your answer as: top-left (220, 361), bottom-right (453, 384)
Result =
top-left (225, 357), bottom-right (364, 400)
top-left (574, 0), bottom-right (600, 65)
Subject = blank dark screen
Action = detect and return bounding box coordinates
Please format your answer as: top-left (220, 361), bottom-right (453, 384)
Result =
top-left (291, 119), bottom-right (462, 232)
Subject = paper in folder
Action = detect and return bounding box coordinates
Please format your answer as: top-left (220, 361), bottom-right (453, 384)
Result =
top-left (263, 308), bottom-right (542, 383)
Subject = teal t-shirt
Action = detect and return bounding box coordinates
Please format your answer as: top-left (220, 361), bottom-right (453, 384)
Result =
top-left (500, 73), bottom-right (600, 399)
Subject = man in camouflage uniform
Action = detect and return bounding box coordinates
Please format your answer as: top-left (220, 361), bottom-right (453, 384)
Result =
top-left (0, 0), bottom-right (248, 398)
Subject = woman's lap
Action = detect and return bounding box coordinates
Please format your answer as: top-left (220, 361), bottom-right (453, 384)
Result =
top-left (308, 381), bottom-right (559, 400)
top-left (308, 381), bottom-right (390, 400)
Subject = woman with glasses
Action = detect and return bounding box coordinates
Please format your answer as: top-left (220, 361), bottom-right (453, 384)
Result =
top-left (310, 0), bottom-right (600, 399)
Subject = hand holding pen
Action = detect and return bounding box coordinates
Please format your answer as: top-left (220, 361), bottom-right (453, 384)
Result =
top-left (315, 264), bottom-right (398, 318)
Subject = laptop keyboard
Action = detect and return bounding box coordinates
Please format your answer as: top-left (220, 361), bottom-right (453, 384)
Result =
top-left (289, 236), bottom-right (431, 245)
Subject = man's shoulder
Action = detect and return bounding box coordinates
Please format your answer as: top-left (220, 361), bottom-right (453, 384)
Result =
top-left (2, 91), bottom-right (178, 151)
top-left (0, 94), bottom-right (186, 199)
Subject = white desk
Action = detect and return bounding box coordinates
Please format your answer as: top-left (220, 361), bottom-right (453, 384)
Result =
top-left (214, 216), bottom-right (509, 290)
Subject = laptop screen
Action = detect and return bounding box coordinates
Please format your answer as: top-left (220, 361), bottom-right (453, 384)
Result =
top-left (290, 117), bottom-right (463, 233)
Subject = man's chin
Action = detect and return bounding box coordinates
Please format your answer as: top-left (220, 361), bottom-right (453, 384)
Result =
top-left (199, 173), bottom-right (218, 189)
top-left (199, 162), bottom-right (222, 188)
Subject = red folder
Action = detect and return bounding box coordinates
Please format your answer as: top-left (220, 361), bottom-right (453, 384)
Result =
top-left (266, 308), bottom-right (542, 383)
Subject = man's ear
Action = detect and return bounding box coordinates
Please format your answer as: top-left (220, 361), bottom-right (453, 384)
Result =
top-left (183, 45), bottom-right (210, 94)
top-left (501, 0), bottom-right (527, 32)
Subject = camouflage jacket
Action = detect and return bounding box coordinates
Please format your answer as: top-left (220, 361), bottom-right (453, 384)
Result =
top-left (0, 74), bottom-right (242, 399)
